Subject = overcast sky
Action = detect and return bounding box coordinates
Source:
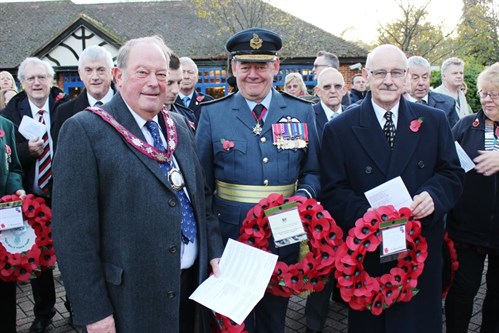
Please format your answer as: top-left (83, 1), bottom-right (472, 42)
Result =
top-left (265, 0), bottom-right (464, 43)
top-left (1, 0), bottom-right (465, 44)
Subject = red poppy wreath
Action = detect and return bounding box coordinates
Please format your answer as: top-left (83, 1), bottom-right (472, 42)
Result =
top-left (0, 194), bottom-right (55, 282)
top-left (215, 193), bottom-right (344, 332)
top-left (334, 205), bottom-right (428, 316)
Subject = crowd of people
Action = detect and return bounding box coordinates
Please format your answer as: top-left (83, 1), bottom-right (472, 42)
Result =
top-left (0, 27), bottom-right (497, 333)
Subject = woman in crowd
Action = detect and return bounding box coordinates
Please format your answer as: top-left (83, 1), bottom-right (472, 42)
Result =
top-left (0, 71), bottom-right (18, 92)
top-left (0, 115), bottom-right (26, 333)
top-left (284, 72), bottom-right (309, 97)
top-left (446, 62), bottom-right (499, 333)
top-left (0, 88), bottom-right (18, 108)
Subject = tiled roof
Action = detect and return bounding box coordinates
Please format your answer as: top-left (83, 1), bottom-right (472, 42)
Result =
top-left (0, 0), bottom-right (367, 69)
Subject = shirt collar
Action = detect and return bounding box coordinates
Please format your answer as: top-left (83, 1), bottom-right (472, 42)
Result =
top-left (29, 99), bottom-right (49, 117)
top-left (87, 88), bottom-right (114, 107)
top-left (245, 90), bottom-right (272, 112)
top-left (372, 99), bottom-right (400, 129)
top-left (320, 100), bottom-right (342, 119)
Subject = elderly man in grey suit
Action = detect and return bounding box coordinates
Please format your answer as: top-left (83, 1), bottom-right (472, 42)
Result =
top-left (405, 56), bottom-right (459, 128)
top-left (52, 36), bottom-right (223, 333)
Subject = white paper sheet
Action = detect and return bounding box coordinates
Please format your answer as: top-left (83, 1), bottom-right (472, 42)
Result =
top-left (454, 141), bottom-right (476, 173)
top-left (18, 115), bottom-right (47, 140)
top-left (364, 176), bottom-right (413, 210)
top-left (189, 238), bottom-right (278, 325)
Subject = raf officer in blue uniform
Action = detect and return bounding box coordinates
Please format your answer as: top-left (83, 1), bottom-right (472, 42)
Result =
top-left (196, 28), bottom-right (320, 333)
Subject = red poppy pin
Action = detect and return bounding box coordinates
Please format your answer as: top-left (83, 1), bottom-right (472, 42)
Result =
top-left (196, 95), bottom-right (205, 103)
top-left (472, 118), bottom-right (480, 127)
top-left (409, 117), bottom-right (424, 132)
top-left (55, 92), bottom-right (65, 101)
top-left (221, 139), bottom-right (234, 151)
top-left (5, 144), bottom-right (11, 163)
top-left (0, 129), bottom-right (4, 138)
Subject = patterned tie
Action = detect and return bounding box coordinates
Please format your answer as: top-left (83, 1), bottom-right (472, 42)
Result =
top-left (145, 121), bottom-right (197, 244)
top-left (37, 110), bottom-right (52, 192)
top-left (383, 111), bottom-right (396, 149)
top-left (182, 97), bottom-right (191, 108)
top-left (253, 104), bottom-right (265, 126)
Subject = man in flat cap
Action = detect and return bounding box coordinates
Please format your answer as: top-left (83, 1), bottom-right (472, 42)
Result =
top-left (196, 28), bottom-right (320, 333)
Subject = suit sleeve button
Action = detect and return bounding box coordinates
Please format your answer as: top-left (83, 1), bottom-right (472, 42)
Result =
top-left (418, 161), bottom-right (425, 168)
top-left (169, 246), bottom-right (177, 254)
top-left (168, 199), bottom-right (177, 207)
top-left (365, 166), bottom-right (372, 174)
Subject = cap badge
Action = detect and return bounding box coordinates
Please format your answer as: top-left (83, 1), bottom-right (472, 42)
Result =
top-left (250, 33), bottom-right (263, 50)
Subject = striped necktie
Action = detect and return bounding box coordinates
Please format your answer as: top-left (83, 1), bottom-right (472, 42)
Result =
top-left (37, 110), bottom-right (52, 192)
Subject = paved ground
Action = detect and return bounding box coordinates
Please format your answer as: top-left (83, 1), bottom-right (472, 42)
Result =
top-left (17, 266), bottom-right (486, 333)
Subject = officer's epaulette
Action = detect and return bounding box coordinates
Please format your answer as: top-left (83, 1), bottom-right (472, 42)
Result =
top-left (199, 93), bottom-right (235, 105)
top-left (279, 91), bottom-right (314, 104)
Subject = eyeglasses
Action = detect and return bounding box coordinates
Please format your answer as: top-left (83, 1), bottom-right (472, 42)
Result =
top-left (313, 64), bottom-right (331, 69)
top-left (286, 84), bottom-right (299, 89)
top-left (477, 90), bottom-right (499, 100)
top-left (24, 75), bottom-right (49, 83)
top-left (321, 84), bottom-right (343, 91)
top-left (370, 69), bottom-right (406, 79)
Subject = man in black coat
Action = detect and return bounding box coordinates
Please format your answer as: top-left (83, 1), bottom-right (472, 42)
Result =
top-left (52, 45), bottom-right (115, 149)
top-left (175, 57), bottom-right (213, 124)
top-left (405, 56), bottom-right (459, 128)
top-left (1, 57), bottom-right (69, 333)
top-left (166, 53), bottom-right (197, 128)
top-left (320, 44), bottom-right (463, 333)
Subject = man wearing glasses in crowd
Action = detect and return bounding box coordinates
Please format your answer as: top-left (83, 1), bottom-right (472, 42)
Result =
top-left (1, 57), bottom-right (69, 333)
top-left (319, 44), bottom-right (463, 333)
top-left (309, 51), bottom-right (351, 106)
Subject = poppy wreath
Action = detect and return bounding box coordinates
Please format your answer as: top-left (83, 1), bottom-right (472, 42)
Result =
top-left (0, 194), bottom-right (55, 282)
top-left (215, 193), bottom-right (344, 333)
top-left (442, 231), bottom-right (459, 298)
top-left (334, 205), bottom-right (428, 316)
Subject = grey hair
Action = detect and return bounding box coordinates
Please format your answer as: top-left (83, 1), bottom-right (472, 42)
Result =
top-left (179, 57), bottom-right (198, 72)
top-left (407, 56), bottom-right (430, 72)
top-left (17, 57), bottom-right (54, 81)
top-left (79, 45), bottom-right (114, 70)
top-left (441, 57), bottom-right (465, 75)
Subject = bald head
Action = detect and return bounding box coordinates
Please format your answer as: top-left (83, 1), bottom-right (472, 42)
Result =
top-left (363, 44), bottom-right (408, 110)
top-left (316, 68), bottom-right (346, 111)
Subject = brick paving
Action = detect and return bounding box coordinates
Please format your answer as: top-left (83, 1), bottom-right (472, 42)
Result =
top-left (17, 266), bottom-right (486, 333)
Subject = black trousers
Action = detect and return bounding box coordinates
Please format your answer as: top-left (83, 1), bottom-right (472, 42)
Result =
top-left (31, 269), bottom-right (56, 319)
top-left (445, 246), bottom-right (499, 333)
top-left (0, 280), bottom-right (16, 333)
top-left (179, 265), bottom-right (197, 333)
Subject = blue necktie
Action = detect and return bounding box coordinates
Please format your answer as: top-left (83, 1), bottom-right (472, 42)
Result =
top-left (182, 96), bottom-right (191, 108)
top-left (145, 121), bottom-right (197, 244)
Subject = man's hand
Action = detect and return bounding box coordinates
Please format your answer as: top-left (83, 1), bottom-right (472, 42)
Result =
top-left (410, 191), bottom-right (435, 220)
top-left (210, 258), bottom-right (221, 277)
top-left (474, 150), bottom-right (499, 176)
top-left (28, 138), bottom-right (44, 157)
top-left (86, 315), bottom-right (116, 333)
top-left (15, 189), bottom-right (26, 200)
